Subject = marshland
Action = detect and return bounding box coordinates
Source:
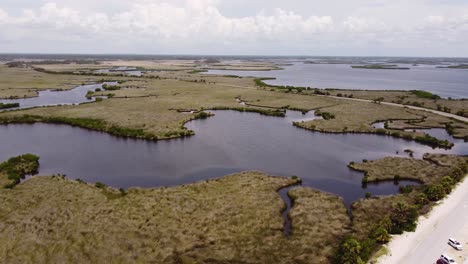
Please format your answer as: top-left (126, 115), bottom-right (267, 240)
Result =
top-left (0, 56), bottom-right (467, 263)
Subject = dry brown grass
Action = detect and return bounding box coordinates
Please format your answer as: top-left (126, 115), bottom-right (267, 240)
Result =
top-left (288, 187), bottom-right (350, 263)
top-left (0, 65), bottom-right (99, 99)
top-left (0, 171), bottom-right (348, 263)
top-left (350, 157), bottom-right (455, 184)
top-left (326, 89), bottom-right (467, 116)
top-left (1, 65), bottom-right (464, 141)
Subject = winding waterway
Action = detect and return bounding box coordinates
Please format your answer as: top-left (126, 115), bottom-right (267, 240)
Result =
top-left (1, 110), bottom-right (466, 206)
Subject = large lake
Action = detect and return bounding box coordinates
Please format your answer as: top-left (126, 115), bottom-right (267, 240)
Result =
top-left (206, 63), bottom-right (468, 99)
top-left (1, 110), bottom-right (466, 205)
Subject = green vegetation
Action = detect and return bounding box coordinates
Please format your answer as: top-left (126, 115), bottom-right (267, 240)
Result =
top-left (411, 90), bottom-right (441, 100)
top-left (0, 102), bottom-right (20, 109)
top-left (0, 114), bottom-right (161, 140)
top-left (415, 134), bottom-right (452, 149)
top-left (102, 84), bottom-right (121, 91)
top-left (254, 77), bottom-right (276, 87)
top-left (0, 154), bottom-right (39, 188)
top-left (348, 155), bottom-right (468, 262)
top-left (315, 110), bottom-right (336, 120)
top-left (334, 236), bottom-right (365, 264)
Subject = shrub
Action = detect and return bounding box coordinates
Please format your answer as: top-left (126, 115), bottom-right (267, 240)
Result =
top-left (441, 176), bottom-right (455, 194)
top-left (424, 184), bottom-right (446, 201)
top-left (195, 111), bottom-right (210, 119)
top-left (370, 225), bottom-right (390, 244)
top-left (415, 134), bottom-right (451, 148)
top-left (399, 185), bottom-right (413, 194)
top-left (334, 237), bottom-right (364, 264)
top-left (450, 167), bottom-right (465, 182)
top-left (393, 175), bottom-right (401, 185)
top-left (414, 193), bottom-right (429, 206)
top-left (0, 154), bottom-right (40, 188)
top-left (0, 102), bottom-right (20, 109)
top-left (315, 110), bottom-right (336, 120)
top-left (95, 182), bottom-right (107, 189)
top-left (365, 192), bottom-right (372, 199)
top-left (389, 202), bottom-right (418, 234)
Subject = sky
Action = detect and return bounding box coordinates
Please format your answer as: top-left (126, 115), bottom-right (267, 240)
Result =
top-left (0, 0), bottom-right (467, 56)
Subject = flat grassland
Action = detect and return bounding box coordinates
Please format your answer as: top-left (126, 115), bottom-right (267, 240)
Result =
top-left (0, 63), bottom-right (466, 143)
top-left (325, 89), bottom-right (467, 118)
top-left (0, 66), bottom-right (100, 99)
top-left (0, 60), bottom-right (467, 263)
top-left (0, 169), bottom-right (349, 263)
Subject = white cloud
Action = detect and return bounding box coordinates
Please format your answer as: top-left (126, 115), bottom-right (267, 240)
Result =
top-left (0, 0), bottom-right (467, 56)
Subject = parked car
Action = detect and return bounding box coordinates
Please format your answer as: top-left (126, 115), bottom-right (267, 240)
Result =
top-left (448, 238), bottom-right (463, 250)
top-left (440, 254), bottom-right (457, 264)
top-left (437, 259), bottom-right (446, 264)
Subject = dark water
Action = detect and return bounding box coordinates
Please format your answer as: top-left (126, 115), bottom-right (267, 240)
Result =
top-left (0, 83), bottom-right (107, 110)
top-left (1, 110), bottom-right (466, 205)
top-left (206, 63), bottom-right (468, 99)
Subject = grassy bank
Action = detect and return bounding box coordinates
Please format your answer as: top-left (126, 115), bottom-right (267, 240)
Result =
top-left (0, 155), bottom-right (349, 263)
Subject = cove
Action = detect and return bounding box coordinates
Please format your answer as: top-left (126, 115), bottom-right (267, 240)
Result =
top-left (0, 110), bottom-right (466, 206)
top-left (0, 83), bottom-right (108, 111)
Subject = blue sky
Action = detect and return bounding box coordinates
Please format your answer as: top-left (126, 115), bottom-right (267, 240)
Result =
top-left (0, 0), bottom-right (467, 56)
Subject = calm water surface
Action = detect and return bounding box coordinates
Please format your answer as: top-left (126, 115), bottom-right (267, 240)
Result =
top-left (0, 83), bottom-right (107, 110)
top-left (206, 63), bottom-right (468, 99)
top-left (1, 110), bottom-right (466, 205)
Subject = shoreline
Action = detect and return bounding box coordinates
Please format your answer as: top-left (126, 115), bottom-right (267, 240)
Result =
top-left (376, 174), bottom-right (468, 264)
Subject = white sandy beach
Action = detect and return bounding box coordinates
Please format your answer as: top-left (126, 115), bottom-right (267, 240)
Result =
top-left (377, 175), bottom-right (468, 264)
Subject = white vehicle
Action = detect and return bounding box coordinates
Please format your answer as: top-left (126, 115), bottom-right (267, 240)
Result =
top-left (448, 238), bottom-right (463, 250)
top-left (440, 254), bottom-right (457, 264)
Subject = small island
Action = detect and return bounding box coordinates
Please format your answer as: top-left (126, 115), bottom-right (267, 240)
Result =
top-left (351, 64), bottom-right (410, 70)
top-left (0, 102), bottom-right (20, 110)
top-left (436, 64), bottom-right (468, 69)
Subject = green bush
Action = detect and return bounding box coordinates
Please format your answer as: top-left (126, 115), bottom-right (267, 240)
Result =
top-left (333, 236), bottom-right (364, 264)
top-left (95, 182), bottom-right (107, 189)
top-left (399, 185), bottom-right (413, 194)
top-left (315, 110), bottom-right (336, 120)
top-left (370, 225), bottom-right (390, 244)
top-left (414, 193), bottom-right (429, 206)
top-left (0, 154), bottom-right (40, 188)
top-left (0, 102), bottom-right (20, 109)
top-left (424, 184), bottom-right (446, 201)
top-left (415, 134), bottom-right (451, 148)
top-left (411, 90), bottom-right (441, 100)
top-left (441, 176), bottom-right (455, 194)
top-left (389, 202), bottom-right (418, 234)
